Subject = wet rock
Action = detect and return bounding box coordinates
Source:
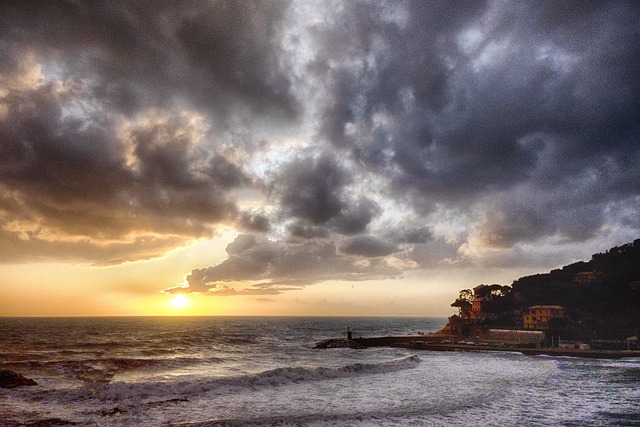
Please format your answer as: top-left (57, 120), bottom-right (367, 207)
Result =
top-left (313, 338), bottom-right (367, 349)
top-left (0, 369), bottom-right (37, 388)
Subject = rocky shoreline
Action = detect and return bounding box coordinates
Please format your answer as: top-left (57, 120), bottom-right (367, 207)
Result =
top-left (0, 369), bottom-right (37, 389)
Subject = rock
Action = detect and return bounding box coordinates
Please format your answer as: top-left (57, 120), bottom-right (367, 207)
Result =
top-left (0, 369), bottom-right (37, 389)
top-left (313, 338), bottom-right (367, 349)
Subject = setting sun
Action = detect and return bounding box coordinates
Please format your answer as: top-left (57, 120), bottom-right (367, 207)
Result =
top-left (2, 1), bottom-right (640, 425)
top-left (169, 294), bottom-right (189, 309)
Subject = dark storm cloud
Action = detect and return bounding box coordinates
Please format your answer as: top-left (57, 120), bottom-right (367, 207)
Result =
top-left (311, 0), bottom-right (640, 247)
top-left (0, 80), bottom-right (246, 262)
top-left (274, 154), bottom-right (349, 225)
top-left (236, 211), bottom-right (271, 233)
top-left (340, 235), bottom-right (398, 258)
top-left (286, 223), bottom-right (330, 240)
top-left (332, 197), bottom-right (381, 235)
top-left (2, 0), bottom-right (639, 289)
top-left (0, 0), bottom-right (298, 263)
top-left (384, 224), bottom-right (434, 245)
top-left (472, 168), bottom-right (635, 250)
top-left (0, 0), bottom-right (299, 120)
top-left (272, 154), bottom-right (380, 237)
top-left (168, 0), bottom-right (640, 297)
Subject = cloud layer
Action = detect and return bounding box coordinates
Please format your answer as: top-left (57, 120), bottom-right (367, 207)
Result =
top-left (1, 1), bottom-right (639, 295)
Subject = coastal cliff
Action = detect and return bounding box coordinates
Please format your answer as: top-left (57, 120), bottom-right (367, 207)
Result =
top-left (314, 240), bottom-right (640, 358)
top-left (443, 239), bottom-right (640, 345)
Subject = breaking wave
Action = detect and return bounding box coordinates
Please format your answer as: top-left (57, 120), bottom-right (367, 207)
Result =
top-left (244, 354), bottom-right (420, 387)
top-left (25, 355), bottom-right (421, 406)
top-left (1, 355), bottom-right (225, 384)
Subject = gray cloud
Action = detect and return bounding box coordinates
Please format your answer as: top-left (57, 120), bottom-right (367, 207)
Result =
top-left (286, 223), bottom-right (330, 240)
top-left (163, 233), bottom-right (406, 295)
top-left (274, 154), bottom-right (349, 225)
top-left (0, 228), bottom-right (187, 266)
top-left (379, 222), bottom-right (434, 245)
top-left (236, 211), bottom-right (271, 233)
top-left (332, 197), bottom-right (381, 235)
top-left (311, 0), bottom-right (640, 249)
top-left (0, 0), bottom-right (300, 263)
top-left (340, 235), bottom-right (399, 258)
top-left (0, 1), bottom-right (300, 120)
top-left (272, 154), bottom-right (381, 239)
top-left (1, 0), bottom-right (639, 293)
top-left (0, 63), bottom-right (246, 263)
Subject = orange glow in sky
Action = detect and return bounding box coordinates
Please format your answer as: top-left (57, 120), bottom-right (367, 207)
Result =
top-left (1, 2), bottom-right (637, 318)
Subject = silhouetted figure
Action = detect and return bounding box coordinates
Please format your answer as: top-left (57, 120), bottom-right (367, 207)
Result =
top-left (347, 327), bottom-right (352, 340)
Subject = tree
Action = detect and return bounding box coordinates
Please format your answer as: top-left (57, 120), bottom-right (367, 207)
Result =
top-left (451, 289), bottom-right (473, 318)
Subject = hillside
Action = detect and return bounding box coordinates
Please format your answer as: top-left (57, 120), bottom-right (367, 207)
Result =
top-left (450, 239), bottom-right (640, 340)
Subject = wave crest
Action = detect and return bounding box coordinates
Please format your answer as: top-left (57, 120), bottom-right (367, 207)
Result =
top-left (36, 355), bottom-right (421, 405)
top-left (249, 354), bottom-right (420, 386)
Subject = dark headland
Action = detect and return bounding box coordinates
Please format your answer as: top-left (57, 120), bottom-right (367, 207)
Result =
top-left (316, 239), bottom-right (640, 359)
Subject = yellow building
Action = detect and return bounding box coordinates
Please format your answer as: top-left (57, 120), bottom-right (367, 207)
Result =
top-left (523, 305), bottom-right (566, 330)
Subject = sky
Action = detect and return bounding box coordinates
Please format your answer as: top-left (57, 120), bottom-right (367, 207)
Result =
top-left (1, 1), bottom-right (639, 316)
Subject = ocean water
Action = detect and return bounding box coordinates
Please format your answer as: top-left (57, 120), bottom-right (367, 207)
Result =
top-left (1, 317), bottom-right (639, 426)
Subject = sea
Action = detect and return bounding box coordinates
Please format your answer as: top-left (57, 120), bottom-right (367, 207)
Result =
top-left (1, 316), bottom-right (639, 426)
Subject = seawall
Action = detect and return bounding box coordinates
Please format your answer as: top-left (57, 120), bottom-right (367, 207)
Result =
top-left (348, 336), bottom-right (640, 359)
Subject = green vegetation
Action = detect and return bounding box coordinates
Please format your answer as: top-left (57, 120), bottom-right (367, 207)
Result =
top-left (451, 239), bottom-right (640, 340)
top-left (450, 289), bottom-right (473, 317)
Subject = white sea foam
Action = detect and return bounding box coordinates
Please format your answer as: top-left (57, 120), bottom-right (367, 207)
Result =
top-left (12, 354), bottom-right (421, 409)
top-left (2, 317), bottom-right (639, 426)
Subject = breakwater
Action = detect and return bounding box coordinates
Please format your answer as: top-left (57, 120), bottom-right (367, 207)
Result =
top-left (341, 336), bottom-right (640, 359)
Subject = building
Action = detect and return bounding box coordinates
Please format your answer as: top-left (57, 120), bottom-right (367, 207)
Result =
top-left (575, 271), bottom-right (596, 283)
top-left (523, 305), bottom-right (566, 330)
top-left (470, 297), bottom-right (488, 319)
top-left (481, 329), bottom-right (545, 348)
top-left (558, 340), bottom-right (590, 350)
